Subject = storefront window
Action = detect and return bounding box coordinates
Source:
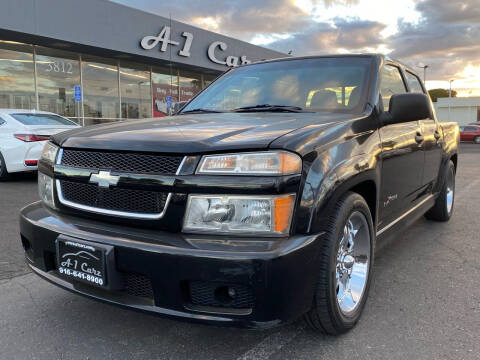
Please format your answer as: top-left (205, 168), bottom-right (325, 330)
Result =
top-left (179, 71), bottom-right (202, 102)
top-left (0, 41), bottom-right (35, 110)
top-left (35, 46), bottom-right (81, 121)
top-left (82, 56), bottom-right (119, 125)
top-left (0, 40), bottom-right (223, 124)
top-left (120, 64), bottom-right (151, 119)
top-left (152, 67), bottom-right (178, 117)
top-left (203, 73), bottom-right (218, 88)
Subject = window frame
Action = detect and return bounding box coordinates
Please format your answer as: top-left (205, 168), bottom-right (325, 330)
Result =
top-left (404, 70), bottom-right (426, 94)
top-left (379, 63), bottom-right (408, 111)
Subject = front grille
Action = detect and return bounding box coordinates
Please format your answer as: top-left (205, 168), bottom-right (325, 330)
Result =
top-left (189, 281), bottom-right (254, 309)
top-left (61, 149), bottom-right (183, 175)
top-left (123, 273), bottom-right (154, 299)
top-left (59, 180), bottom-right (168, 215)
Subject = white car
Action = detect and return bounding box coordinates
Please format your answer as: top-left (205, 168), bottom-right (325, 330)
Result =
top-left (0, 109), bottom-right (80, 180)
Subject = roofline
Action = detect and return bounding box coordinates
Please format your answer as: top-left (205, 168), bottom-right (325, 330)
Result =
top-left (241, 53), bottom-right (380, 68)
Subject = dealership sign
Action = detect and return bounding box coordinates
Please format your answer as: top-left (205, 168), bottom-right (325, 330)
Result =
top-left (140, 26), bottom-right (251, 68)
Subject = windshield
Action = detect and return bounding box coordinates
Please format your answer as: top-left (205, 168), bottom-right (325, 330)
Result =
top-left (11, 113), bottom-right (77, 126)
top-left (181, 57), bottom-right (372, 114)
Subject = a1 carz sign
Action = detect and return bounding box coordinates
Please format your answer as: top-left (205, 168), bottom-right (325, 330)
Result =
top-left (140, 26), bottom-right (252, 68)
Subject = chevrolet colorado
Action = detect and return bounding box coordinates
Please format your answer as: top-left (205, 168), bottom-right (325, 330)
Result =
top-left (20, 55), bottom-right (459, 334)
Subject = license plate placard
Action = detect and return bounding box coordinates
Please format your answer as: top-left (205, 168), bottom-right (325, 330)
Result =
top-left (56, 238), bottom-right (107, 287)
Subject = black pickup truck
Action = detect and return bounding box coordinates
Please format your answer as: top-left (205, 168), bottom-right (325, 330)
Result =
top-left (20, 55), bottom-right (459, 334)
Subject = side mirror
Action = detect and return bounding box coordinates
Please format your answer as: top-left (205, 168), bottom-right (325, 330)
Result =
top-left (381, 93), bottom-right (432, 125)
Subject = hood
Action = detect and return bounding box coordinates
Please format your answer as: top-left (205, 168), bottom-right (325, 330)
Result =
top-left (52, 113), bottom-right (355, 154)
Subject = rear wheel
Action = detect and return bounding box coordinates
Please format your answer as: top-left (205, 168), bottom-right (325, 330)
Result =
top-left (474, 136), bottom-right (480, 144)
top-left (304, 192), bottom-right (374, 335)
top-left (0, 152), bottom-right (9, 181)
top-left (425, 160), bottom-right (455, 222)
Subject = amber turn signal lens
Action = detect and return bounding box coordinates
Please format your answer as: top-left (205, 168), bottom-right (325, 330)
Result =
top-left (274, 194), bottom-right (296, 233)
top-left (279, 152), bottom-right (302, 175)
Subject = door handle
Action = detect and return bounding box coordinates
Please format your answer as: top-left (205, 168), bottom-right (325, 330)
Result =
top-left (434, 130), bottom-right (441, 140)
top-left (415, 133), bottom-right (424, 144)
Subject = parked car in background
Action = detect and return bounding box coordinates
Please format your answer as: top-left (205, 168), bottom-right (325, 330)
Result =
top-left (459, 125), bottom-right (480, 143)
top-left (0, 110), bottom-right (80, 180)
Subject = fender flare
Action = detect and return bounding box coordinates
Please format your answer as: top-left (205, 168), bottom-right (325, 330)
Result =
top-left (296, 153), bottom-right (380, 234)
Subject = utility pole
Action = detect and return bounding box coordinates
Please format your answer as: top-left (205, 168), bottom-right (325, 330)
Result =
top-left (417, 65), bottom-right (429, 83)
top-left (449, 79), bottom-right (454, 122)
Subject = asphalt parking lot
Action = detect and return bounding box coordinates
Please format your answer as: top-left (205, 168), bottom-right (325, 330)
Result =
top-left (0, 144), bottom-right (479, 360)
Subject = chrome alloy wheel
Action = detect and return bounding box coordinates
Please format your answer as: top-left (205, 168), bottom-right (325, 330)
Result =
top-left (446, 167), bottom-right (455, 214)
top-left (335, 211), bottom-right (371, 316)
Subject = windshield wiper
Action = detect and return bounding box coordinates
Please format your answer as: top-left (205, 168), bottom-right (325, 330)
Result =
top-left (179, 108), bottom-right (223, 114)
top-left (232, 104), bottom-right (310, 113)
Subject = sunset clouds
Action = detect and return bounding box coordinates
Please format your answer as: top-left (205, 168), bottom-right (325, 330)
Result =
top-left (112, 0), bottom-right (480, 95)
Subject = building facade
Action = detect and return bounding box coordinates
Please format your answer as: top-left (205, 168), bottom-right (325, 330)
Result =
top-left (434, 97), bottom-right (480, 126)
top-left (0, 0), bottom-right (285, 126)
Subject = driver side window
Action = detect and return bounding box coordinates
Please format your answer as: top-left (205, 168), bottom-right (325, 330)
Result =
top-left (380, 65), bottom-right (407, 111)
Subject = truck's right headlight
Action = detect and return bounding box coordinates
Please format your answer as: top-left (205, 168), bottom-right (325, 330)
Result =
top-left (183, 194), bottom-right (295, 236)
top-left (38, 173), bottom-right (56, 209)
top-left (40, 142), bottom-right (59, 164)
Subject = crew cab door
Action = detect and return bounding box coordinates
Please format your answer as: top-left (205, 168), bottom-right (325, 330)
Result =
top-left (378, 65), bottom-right (424, 228)
top-left (404, 71), bottom-right (443, 187)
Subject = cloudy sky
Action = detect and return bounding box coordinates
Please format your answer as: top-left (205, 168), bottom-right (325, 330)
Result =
top-left (112, 0), bottom-right (480, 96)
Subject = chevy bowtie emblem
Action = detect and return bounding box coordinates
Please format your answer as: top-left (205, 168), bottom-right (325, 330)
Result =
top-left (89, 171), bottom-right (120, 188)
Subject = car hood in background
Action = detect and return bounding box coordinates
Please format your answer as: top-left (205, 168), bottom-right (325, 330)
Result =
top-left (52, 113), bottom-right (355, 154)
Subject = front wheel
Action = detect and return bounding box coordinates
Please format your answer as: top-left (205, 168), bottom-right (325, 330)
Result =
top-left (304, 192), bottom-right (374, 335)
top-left (474, 136), bottom-right (480, 144)
top-left (425, 160), bottom-right (455, 222)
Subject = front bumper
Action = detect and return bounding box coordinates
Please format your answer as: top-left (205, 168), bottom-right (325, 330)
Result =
top-left (20, 202), bottom-right (323, 329)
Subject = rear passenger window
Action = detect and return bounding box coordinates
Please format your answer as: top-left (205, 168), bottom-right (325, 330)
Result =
top-left (405, 71), bottom-right (425, 93)
top-left (380, 65), bottom-right (406, 111)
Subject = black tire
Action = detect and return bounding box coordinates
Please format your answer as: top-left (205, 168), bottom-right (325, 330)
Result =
top-left (474, 136), bottom-right (480, 144)
top-left (304, 192), bottom-right (375, 335)
top-left (425, 160), bottom-right (455, 222)
top-left (0, 152), bottom-right (9, 181)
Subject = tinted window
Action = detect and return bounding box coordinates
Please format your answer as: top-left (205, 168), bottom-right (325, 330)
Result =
top-left (466, 126), bottom-right (479, 131)
top-left (405, 71), bottom-right (424, 93)
top-left (380, 65), bottom-right (406, 111)
top-left (182, 57), bottom-right (372, 114)
top-left (0, 117), bottom-right (4, 125)
top-left (10, 113), bottom-right (76, 126)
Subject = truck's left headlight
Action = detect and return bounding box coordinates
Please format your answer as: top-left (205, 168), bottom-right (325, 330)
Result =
top-left (40, 142), bottom-right (59, 164)
top-left (38, 173), bottom-right (56, 209)
top-left (183, 194), bottom-right (295, 236)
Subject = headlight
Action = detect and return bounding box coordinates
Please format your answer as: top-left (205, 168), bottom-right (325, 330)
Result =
top-left (183, 194), bottom-right (295, 236)
top-left (40, 142), bottom-right (59, 164)
top-left (197, 151), bottom-right (301, 175)
top-left (38, 173), bottom-right (56, 209)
